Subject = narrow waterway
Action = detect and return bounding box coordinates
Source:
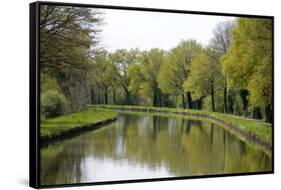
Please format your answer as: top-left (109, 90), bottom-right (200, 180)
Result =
top-left (41, 112), bottom-right (272, 186)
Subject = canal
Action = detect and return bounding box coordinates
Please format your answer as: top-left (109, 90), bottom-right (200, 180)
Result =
top-left (41, 112), bottom-right (272, 185)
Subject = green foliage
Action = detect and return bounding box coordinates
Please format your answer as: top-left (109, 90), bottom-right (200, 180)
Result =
top-left (184, 48), bottom-right (224, 111)
top-left (128, 49), bottom-right (165, 106)
top-left (184, 49), bottom-right (223, 98)
top-left (248, 59), bottom-right (272, 108)
top-left (158, 40), bottom-right (202, 95)
top-left (40, 73), bottom-right (66, 118)
top-left (209, 20), bottom-right (235, 113)
top-left (41, 90), bottom-right (68, 118)
top-left (39, 6), bottom-right (272, 123)
top-left (108, 49), bottom-right (143, 104)
top-left (40, 5), bottom-right (104, 114)
top-left (223, 18), bottom-right (272, 109)
top-left (202, 94), bottom-right (224, 112)
top-left (90, 51), bottom-right (116, 89)
top-left (40, 5), bottom-right (103, 75)
top-left (128, 63), bottom-right (145, 96)
top-left (40, 72), bottom-right (60, 92)
top-left (232, 92), bottom-right (244, 115)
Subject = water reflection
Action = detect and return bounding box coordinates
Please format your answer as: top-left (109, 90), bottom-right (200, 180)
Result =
top-left (41, 113), bottom-right (272, 185)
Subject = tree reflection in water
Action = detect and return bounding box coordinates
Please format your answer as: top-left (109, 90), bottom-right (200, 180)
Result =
top-left (41, 113), bottom-right (272, 185)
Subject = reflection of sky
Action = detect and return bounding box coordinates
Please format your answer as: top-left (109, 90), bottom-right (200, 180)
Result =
top-left (41, 113), bottom-right (271, 185)
top-left (115, 135), bottom-right (124, 157)
top-left (81, 157), bottom-right (173, 182)
top-left (99, 8), bottom-right (235, 52)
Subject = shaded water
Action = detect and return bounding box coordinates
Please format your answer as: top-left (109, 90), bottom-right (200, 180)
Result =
top-left (41, 113), bottom-right (272, 186)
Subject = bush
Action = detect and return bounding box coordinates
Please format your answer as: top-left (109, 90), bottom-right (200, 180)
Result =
top-left (41, 90), bottom-right (68, 118)
top-left (40, 72), bottom-right (60, 92)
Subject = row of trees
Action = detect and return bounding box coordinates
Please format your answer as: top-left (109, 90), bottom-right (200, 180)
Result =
top-left (90, 42), bottom-right (223, 111)
top-left (223, 18), bottom-right (272, 122)
top-left (40, 5), bottom-right (103, 117)
top-left (39, 5), bottom-right (272, 123)
top-left (90, 19), bottom-right (272, 123)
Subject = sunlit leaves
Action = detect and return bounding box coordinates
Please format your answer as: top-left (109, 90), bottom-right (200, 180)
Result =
top-left (158, 40), bottom-right (202, 95)
top-left (223, 18), bottom-right (272, 108)
top-left (184, 49), bottom-right (224, 100)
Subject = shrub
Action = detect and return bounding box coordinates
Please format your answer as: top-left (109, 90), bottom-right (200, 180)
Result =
top-left (41, 90), bottom-right (68, 118)
top-left (40, 72), bottom-right (60, 92)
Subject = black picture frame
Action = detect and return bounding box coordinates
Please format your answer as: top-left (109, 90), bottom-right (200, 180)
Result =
top-left (30, 1), bottom-right (274, 188)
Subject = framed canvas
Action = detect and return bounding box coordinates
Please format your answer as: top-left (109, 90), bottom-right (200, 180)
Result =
top-left (30, 1), bottom-right (274, 188)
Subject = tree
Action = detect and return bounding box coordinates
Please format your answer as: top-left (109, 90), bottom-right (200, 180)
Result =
top-left (223, 18), bottom-right (272, 122)
top-left (210, 20), bottom-right (235, 113)
top-left (210, 20), bottom-right (234, 54)
top-left (184, 49), bottom-right (224, 112)
top-left (128, 49), bottom-right (165, 106)
top-left (40, 5), bottom-right (103, 74)
top-left (145, 49), bottom-right (166, 106)
top-left (89, 50), bottom-right (112, 104)
top-left (128, 63), bottom-right (145, 98)
top-left (40, 5), bottom-right (104, 112)
top-left (109, 49), bottom-right (142, 105)
top-left (158, 40), bottom-right (202, 108)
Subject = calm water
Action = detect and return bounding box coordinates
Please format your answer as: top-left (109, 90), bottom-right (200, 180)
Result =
top-left (41, 113), bottom-right (272, 185)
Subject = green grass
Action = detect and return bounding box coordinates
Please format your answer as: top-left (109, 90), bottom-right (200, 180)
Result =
top-left (92, 104), bottom-right (272, 142)
top-left (213, 112), bottom-right (272, 142)
top-left (40, 107), bottom-right (117, 139)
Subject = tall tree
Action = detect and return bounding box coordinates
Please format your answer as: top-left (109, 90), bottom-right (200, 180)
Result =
top-left (184, 49), bottom-right (224, 112)
top-left (127, 63), bottom-right (145, 103)
top-left (158, 40), bottom-right (202, 108)
top-left (109, 49), bottom-right (142, 105)
top-left (89, 50), bottom-right (119, 104)
top-left (210, 20), bottom-right (235, 113)
top-left (40, 5), bottom-right (103, 74)
top-left (144, 49), bottom-right (166, 106)
top-left (223, 18), bottom-right (272, 122)
top-left (40, 5), bottom-right (104, 111)
top-left (128, 49), bottom-right (165, 106)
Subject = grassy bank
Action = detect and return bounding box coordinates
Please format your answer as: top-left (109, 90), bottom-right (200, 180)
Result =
top-left (92, 105), bottom-right (272, 145)
top-left (40, 107), bottom-right (117, 141)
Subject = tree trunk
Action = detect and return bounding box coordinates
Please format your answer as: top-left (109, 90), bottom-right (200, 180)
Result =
top-left (181, 93), bottom-right (186, 109)
top-left (159, 90), bottom-right (162, 107)
top-left (211, 94), bottom-right (215, 112)
top-left (227, 91), bottom-right (234, 114)
top-left (186, 92), bottom-right (192, 109)
top-left (126, 92), bottom-right (131, 105)
top-left (211, 85), bottom-right (216, 112)
top-left (223, 81), bottom-right (228, 113)
top-left (240, 89), bottom-right (249, 116)
top-left (252, 107), bottom-right (262, 119)
top-left (97, 92), bottom-right (102, 104)
top-left (161, 93), bottom-right (169, 107)
top-left (96, 94), bottom-right (98, 104)
top-left (112, 89), bottom-right (116, 104)
top-left (197, 98), bottom-right (202, 110)
top-left (265, 104), bottom-right (272, 123)
top-left (104, 89), bottom-right (108, 104)
top-left (101, 92), bottom-right (104, 104)
top-left (91, 88), bottom-right (95, 104)
top-left (123, 87), bottom-right (132, 105)
top-left (153, 90), bottom-right (157, 107)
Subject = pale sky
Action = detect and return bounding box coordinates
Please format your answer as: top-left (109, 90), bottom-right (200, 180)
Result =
top-left (99, 9), bottom-right (235, 52)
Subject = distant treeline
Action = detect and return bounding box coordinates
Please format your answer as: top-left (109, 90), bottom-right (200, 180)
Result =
top-left (40, 5), bottom-right (272, 123)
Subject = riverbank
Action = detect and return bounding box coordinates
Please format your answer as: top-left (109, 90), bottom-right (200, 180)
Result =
top-left (92, 105), bottom-right (272, 151)
top-left (40, 108), bottom-right (117, 143)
